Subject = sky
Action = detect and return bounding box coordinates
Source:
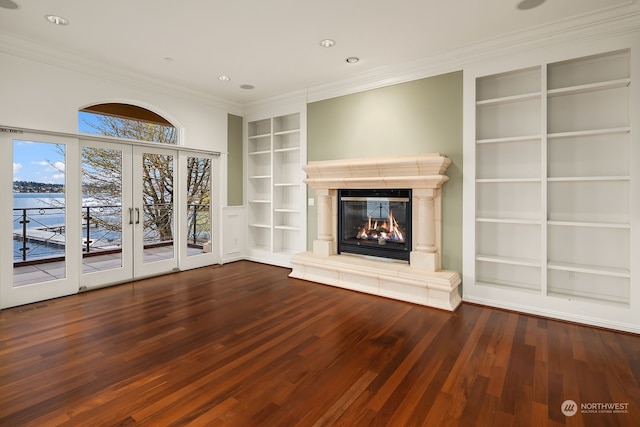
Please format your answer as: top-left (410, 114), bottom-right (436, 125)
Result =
top-left (13, 140), bottom-right (66, 184)
top-left (12, 112), bottom-right (99, 184)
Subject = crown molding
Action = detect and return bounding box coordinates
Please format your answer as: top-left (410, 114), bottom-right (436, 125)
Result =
top-left (1, 2), bottom-right (638, 113)
top-left (304, 2), bottom-right (640, 104)
top-left (240, 89), bottom-right (308, 118)
top-left (0, 32), bottom-right (242, 113)
top-left (456, 1), bottom-right (640, 66)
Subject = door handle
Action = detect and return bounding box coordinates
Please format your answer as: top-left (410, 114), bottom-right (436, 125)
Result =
top-left (128, 207), bottom-right (134, 225)
top-left (135, 207), bottom-right (140, 224)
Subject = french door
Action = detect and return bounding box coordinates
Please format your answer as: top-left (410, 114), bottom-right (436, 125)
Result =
top-left (2, 133), bottom-right (80, 307)
top-left (2, 132), bottom-right (217, 308)
top-left (79, 142), bottom-right (179, 289)
top-left (80, 142), bottom-right (218, 289)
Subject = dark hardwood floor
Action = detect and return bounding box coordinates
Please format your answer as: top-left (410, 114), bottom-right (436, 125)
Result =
top-left (0, 261), bottom-right (638, 426)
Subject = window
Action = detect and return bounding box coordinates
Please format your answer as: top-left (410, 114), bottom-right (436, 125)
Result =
top-left (78, 103), bottom-right (177, 144)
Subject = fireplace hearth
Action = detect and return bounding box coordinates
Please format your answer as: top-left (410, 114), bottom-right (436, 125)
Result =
top-left (338, 189), bottom-right (411, 262)
top-left (289, 153), bottom-right (461, 311)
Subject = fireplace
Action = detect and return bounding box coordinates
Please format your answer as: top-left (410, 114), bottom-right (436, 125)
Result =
top-left (338, 189), bottom-right (411, 262)
top-left (289, 154), bottom-right (461, 311)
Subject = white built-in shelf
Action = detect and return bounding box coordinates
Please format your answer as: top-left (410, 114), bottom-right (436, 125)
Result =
top-left (477, 217), bottom-right (542, 225)
top-left (547, 176), bottom-right (629, 182)
top-left (547, 78), bottom-right (630, 97)
top-left (274, 225), bottom-right (300, 231)
top-left (471, 47), bottom-right (633, 314)
top-left (247, 116), bottom-right (276, 255)
top-left (476, 92), bottom-right (541, 106)
top-left (548, 261), bottom-right (630, 278)
top-left (476, 135), bottom-right (541, 144)
top-left (476, 278), bottom-right (541, 292)
top-left (547, 220), bottom-right (629, 229)
top-left (274, 129), bottom-right (300, 136)
top-left (476, 254), bottom-right (541, 268)
top-left (249, 223), bottom-right (271, 229)
top-left (476, 178), bottom-right (541, 183)
top-left (274, 147), bottom-right (301, 153)
top-left (548, 127), bottom-right (631, 139)
top-left (547, 289), bottom-right (629, 306)
top-left (476, 66), bottom-right (541, 101)
top-left (245, 111), bottom-right (305, 265)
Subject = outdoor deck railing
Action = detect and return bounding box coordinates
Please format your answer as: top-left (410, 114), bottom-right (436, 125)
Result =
top-left (13, 203), bottom-right (210, 265)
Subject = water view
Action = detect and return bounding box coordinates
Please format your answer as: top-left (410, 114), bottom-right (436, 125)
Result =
top-left (13, 193), bottom-right (122, 262)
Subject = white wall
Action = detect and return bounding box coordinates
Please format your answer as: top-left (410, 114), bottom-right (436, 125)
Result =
top-left (1, 53), bottom-right (228, 153)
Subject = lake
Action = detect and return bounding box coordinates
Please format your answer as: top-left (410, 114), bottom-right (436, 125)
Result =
top-left (13, 193), bottom-right (122, 261)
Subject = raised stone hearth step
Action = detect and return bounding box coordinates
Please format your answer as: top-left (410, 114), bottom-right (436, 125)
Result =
top-left (289, 252), bottom-right (462, 311)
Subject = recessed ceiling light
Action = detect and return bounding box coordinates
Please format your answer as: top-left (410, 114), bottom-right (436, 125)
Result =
top-left (0, 0), bottom-right (19, 10)
top-left (240, 84), bottom-right (255, 90)
top-left (346, 57), bottom-right (359, 64)
top-left (516, 0), bottom-right (545, 10)
top-left (45, 14), bottom-right (69, 25)
top-left (218, 76), bottom-right (231, 82)
top-left (319, 39), bottom-right (336, 48)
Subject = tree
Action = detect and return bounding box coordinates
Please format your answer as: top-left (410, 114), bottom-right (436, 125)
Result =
top-left (81, 113), bottom-right (211, 245)
top-left (84, 114), bottom-right (177, 144)
top-left (185, 156), bottom-right (212, 245)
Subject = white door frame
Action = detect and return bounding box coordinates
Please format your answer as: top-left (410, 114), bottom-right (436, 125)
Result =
top-left (1, 132), bottom-right (80, 308)
top-left (177, 151), bottom-right (219, 271)
top-left (132, 145), bottom-right (179, 278)
top-left (79, 139), bottom-right (134, 289)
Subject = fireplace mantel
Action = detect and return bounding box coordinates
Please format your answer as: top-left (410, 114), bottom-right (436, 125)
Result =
top-left (290, 153), bottom-right (461, 311)
top-left (303, 153), bottom-right (451, 189)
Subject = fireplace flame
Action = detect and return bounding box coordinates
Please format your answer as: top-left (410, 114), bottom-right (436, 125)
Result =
top-left (356, 210), bottom-right (405, 243)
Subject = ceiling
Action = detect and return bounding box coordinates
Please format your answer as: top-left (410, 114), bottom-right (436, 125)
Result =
top-left (0, 0), bottom-right (637, 106)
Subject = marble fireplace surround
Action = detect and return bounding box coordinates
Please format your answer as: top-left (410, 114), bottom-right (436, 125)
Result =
top-left (289, 153), bottom-right (462, 311)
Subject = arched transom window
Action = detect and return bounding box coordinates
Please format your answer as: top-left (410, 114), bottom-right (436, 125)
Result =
top-left (78, 103), bottom-right (177, 144)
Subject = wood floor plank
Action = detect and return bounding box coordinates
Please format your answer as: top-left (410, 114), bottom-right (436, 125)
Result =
top-left (0, 261), bottom-right (638, 426)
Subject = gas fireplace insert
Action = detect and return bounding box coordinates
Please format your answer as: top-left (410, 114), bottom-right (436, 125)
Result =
top-left (337, 189), bottom-right (412, 262)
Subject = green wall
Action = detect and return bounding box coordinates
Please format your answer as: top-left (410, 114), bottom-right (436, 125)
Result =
top-left (306, 71), bottom-right (463, 272)
top-left (227, 114), bottom-right (243, 206)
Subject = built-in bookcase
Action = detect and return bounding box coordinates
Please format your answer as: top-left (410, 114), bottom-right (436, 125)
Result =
top-left (545, 50), bottom-right (631, 304)
top-left (247, 118), bottom-right (272, 252)
top-left (245, 111), bottom-right (306, 267)
top-left (475, 66), bottom-right (544, 292)
top-left (465, 44), bottom-right (637, 332)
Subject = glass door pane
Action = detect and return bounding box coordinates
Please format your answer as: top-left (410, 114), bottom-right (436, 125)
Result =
top-left (186, 156), bottom-right (212, 257)
top-left (3, 132), bottom-right (79, 309)
top-left (133, 146), bottom-right (177, 278)
top-left (81, 145), bottom-right (124, 274)
top-left (141, 152), bottom-right (175, 263)
top-left (13, 140), bottom-right (67, 286)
